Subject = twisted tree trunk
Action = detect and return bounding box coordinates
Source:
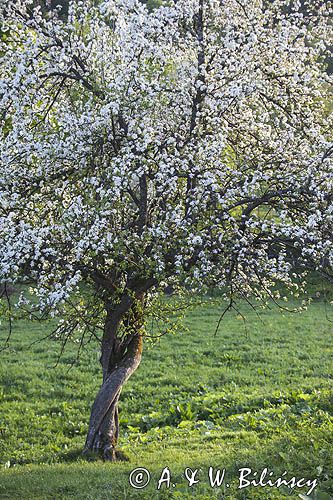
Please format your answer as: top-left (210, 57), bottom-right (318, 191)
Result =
top-left (84, 333), bottom-right (142, 460)
top-left (84, 292), bottom-right (144, 461)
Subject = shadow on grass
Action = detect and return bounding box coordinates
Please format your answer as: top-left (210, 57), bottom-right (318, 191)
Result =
top-left (59, 447), bottom-right (130, 463)
top-left (58, 447), bottom-right (85, 463)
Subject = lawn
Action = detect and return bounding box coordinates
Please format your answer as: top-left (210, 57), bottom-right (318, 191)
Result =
top-left (0, 295), bottom-right (332, 499)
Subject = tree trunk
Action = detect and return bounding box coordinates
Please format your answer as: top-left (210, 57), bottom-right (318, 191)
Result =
top-left (84, 333), bottom-right (143, 460)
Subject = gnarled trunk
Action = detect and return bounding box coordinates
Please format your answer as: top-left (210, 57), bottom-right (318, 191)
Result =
top-left (83, 282), bottom-right (154, 460)
top-left (84, 332), bottom-right (143, 460)
top-left (84, 288), bottom-right (146, 460)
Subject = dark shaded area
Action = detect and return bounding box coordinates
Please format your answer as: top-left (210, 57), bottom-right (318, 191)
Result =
top-left (32, 0), bottom-right (69, 19)
top-left (0, 284), bottom-right (16, 298)
top-left (32, 0), bottom-right (164, 18)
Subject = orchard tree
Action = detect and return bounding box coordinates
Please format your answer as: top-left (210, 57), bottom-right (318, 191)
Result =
top-left (0, 0), bottom-right (332, 460)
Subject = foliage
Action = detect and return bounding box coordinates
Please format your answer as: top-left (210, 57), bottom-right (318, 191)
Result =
top-left (0, 0), bottom-right (332, 336)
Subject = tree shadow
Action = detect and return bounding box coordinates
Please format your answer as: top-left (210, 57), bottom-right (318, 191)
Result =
top-left (58, 447), bottom-right (130, 463)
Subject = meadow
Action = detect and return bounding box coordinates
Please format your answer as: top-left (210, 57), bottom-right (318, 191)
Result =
top-left (0, 292), bottom-right (332, 499)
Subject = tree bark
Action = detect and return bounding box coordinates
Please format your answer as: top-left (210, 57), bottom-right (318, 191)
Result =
top-left (84, 332), bottom-right (143, 460)
top-left (83, 284), bottom-right (152, 460)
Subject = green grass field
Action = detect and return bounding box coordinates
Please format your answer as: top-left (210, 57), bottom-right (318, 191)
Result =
top-left (0, 296), bottom-right (332, 499)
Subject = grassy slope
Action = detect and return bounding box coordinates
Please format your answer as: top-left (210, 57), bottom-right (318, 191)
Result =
top-left (0, 298), bottom-right (332, 499)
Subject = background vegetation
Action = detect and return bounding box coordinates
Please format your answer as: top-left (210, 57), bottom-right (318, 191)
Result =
top-left (0, 287), bottom-right (332, 499)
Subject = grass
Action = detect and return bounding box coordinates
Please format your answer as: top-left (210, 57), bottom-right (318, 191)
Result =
top-left (0, 295), bottom-right (332, 499)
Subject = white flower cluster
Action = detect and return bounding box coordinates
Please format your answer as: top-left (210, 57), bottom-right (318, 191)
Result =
top-left (0, 0), bottom-right (332, 316)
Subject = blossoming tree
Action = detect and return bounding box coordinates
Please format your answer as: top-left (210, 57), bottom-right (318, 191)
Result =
top-left (0, 0), bottom-right (332, 460)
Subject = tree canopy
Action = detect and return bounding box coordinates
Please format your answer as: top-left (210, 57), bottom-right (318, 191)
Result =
top-left (1, 0), bottom-right (332, 312)
top-left (0, 0), bottom-right (332, 459)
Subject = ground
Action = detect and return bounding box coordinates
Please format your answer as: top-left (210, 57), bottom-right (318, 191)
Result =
top-left (0, 292), bottom-right (332, 499)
